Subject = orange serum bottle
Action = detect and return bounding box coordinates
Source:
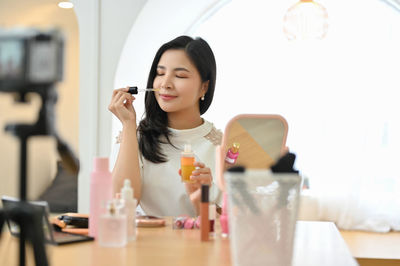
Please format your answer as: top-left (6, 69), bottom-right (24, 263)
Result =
top-left (225, 142), bottom-right (240, 164)
top-left (181, 144), bottom-right (196, 182)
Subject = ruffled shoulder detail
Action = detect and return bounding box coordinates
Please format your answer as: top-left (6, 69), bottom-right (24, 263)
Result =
top-left (204, 126), bottom-right (223, 146)
top-left (115, 131), bottom-right (122, 144)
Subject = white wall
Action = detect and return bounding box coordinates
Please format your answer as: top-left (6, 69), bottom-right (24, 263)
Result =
top-left (72, 0), bottom-right (147, 212)
top-left (111, 0), bottom-right (228, 166)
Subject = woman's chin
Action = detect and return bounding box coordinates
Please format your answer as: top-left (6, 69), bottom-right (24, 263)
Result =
top-left (159, 105), bottom-right (177, 113)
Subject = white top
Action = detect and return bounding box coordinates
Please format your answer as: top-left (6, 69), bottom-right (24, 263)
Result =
top-left (111, 120), bottom-right (222, 217)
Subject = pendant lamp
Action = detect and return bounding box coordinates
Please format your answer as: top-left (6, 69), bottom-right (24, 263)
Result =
top-left (283, 0), bottom-right (328, 41)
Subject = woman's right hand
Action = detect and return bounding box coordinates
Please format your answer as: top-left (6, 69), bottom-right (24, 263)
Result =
top-left (108, 87), bottom-right (136, 125)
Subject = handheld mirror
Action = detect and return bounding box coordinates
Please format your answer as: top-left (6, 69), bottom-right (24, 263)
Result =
top-left (216, 114), bottom-right (288, 191)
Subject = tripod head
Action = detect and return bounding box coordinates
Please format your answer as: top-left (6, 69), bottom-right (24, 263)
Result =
top-left (0, 27), bottom-right (79, 174)
top-left (0, 28), bottom-right (63, 96)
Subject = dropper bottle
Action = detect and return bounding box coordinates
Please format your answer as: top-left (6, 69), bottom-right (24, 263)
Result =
top-left (121, 179), bottom-right (137, 241)
top-left (128, 86), bottom-right (159, 94)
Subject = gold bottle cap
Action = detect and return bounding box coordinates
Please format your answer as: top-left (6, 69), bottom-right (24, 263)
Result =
top-left (107, 200), bottom-right (116, 215)
top-left (231, 142), bottom-right (240, 153)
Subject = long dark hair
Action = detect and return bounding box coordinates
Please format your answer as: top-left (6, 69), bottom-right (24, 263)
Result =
top-left (138, 36), bottom-right (216, 163)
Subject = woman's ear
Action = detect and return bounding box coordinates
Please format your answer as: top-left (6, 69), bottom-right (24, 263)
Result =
top-left (202, 80), bottom-right (209, 95)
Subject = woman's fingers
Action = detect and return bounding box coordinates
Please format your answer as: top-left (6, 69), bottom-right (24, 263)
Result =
top-left (191, 167), bottom-right (210, 176)
top-left (108, 87), bottom-right (137, 124)
top-left (190, 174), bottom-right (212, 184)
top-left (110, 88), bottom-right (128, 104)
top-left (194, 161), bottom-right (205, 168)
top-left (116, 92), bottom-right (133, 107)
top-left (113, 86), bottom-right (129, 95)
top-left (182, 162), bottom-right (213, 185)
top-left (190, 168), bottom-right (212, 184)
top-left (109, 90), bottom-right (134, 113)
top-left (189, 162), bottom-right (212, 184)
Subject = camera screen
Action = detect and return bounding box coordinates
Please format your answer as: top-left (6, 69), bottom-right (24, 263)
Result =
top-left (0, 40), bottom-right (24, 79)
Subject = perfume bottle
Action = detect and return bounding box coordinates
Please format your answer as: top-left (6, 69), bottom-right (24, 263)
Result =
top-left (121, 179), bottom-right (137, 241)
top-left (98, 200), bottom-right (127, 247)
top-left (225, 142), bottom-right (240, 164)
top-left (181, 144), bottom-right (195, 182)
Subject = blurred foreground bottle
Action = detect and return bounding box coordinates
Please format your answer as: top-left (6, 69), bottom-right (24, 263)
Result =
top-left (89, 157), bottom-right (113, 238)
top-left (121, 179), bottom-right (137, 241)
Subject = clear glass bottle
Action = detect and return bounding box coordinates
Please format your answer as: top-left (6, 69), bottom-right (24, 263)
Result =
top-left (98, 199), bottom-right (127, 247)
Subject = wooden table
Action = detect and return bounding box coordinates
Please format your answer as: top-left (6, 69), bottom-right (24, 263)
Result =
top-left (341, 229), bottom-right (400, 266)
top-left (0, 220), bottom-right (357, 266)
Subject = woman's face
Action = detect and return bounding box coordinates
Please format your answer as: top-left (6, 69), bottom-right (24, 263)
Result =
top-left (153, 49), bottom-right (207, 115)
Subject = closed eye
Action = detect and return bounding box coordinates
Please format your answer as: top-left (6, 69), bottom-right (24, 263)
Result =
top-left (175, 70), bottom-right (189, 78)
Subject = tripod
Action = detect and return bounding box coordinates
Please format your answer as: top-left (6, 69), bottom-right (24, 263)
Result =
top-left (0, 85), bottom-right (79, 266)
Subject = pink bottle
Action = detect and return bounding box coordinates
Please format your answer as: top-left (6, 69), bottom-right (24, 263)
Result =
top-left (89, 157), bottom-right (113, 238)
top-left (225, 142), bottom-right (240, 164)
top-left (220, 143), bottom-right (240, 237)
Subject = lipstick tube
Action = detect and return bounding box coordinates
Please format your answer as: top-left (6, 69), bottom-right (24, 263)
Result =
top-left (200, 184), bottom-right (210, 241)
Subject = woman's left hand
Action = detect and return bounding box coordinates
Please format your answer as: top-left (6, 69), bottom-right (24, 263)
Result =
top-left (179, 161), bottom-right (212, 215)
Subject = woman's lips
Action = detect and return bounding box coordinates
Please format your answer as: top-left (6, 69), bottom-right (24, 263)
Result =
top-left (159, 94), bottom-right (177, 101)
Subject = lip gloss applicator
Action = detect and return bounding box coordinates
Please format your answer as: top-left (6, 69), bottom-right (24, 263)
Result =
top-left (128, 86), bottom-right (159, 94)
top-left (200, 184), bottom-right (210, 241)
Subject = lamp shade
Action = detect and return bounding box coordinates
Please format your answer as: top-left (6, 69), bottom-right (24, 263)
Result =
top-left (283, 0), bottom-right (328, 41)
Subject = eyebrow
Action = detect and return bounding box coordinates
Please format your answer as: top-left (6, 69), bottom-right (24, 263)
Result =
top-left (157, 66), bottom-right (190, 72)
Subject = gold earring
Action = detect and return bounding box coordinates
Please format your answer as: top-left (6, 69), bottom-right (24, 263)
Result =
top-left (201, 95), bottom-right (205, 101)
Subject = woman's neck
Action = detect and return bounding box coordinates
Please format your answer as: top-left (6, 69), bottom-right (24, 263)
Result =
top-left (168, 111), bottom-right (203, 130)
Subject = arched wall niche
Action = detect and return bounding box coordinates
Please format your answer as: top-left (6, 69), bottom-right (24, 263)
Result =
top-left (110, 0), bottom-right (229, 164)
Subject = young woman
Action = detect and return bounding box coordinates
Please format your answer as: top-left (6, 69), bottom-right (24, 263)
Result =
top-left (108, 36), bottom-right (221, 217)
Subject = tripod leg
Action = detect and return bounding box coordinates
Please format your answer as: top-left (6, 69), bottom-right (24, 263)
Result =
top-left (6, 204), bottom-right (27, 266)
top-left (0, 209), bottom-right (4, 237)
top-left (28, 207), bottom-right (49, 266)
top-left (8, 202), bottom-right (49, 266)
top-left (19, 226), bottom-right (26, 266)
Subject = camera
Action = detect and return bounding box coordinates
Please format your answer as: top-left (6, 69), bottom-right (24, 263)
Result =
top-left (0, 28), bottom-right (64, 93)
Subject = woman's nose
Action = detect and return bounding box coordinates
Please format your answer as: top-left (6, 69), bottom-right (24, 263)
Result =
top-left (159, 74), bottom-right (173, 89)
